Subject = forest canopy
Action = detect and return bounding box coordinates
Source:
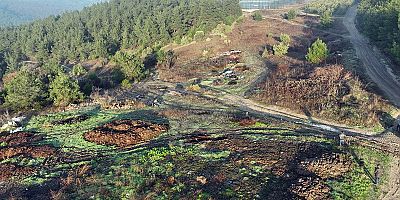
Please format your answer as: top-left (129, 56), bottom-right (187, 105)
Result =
top-left (0, 0), bottom-right (241, 74)
top-left (0, 0), bottom-right (242, 110)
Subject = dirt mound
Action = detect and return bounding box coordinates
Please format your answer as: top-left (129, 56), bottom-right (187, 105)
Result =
top-left (0, 145), bottom-right (56, 160)
top-left (84, 120), bottom-right (168, 147)
top-left (0, 132), bottom-right (56, 161)
top-left (0, 132), bottom-right (43, 146)
top-left (0, 132), bottom-right (58, 182)
top-left (0, 164), bottom-right (35, 181)
top-left (290, 177), bottom-right (330, 200)
top-left (298, 153), bottom-right (352, 179)
top-left (52, 114), bottom-right (90, 125)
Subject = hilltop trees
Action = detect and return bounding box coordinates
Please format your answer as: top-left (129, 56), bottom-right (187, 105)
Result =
top-left (305, 0), bottom-right (353, 15)
top-left (306, 39), bottom-right (329, 64)
top-left (0, 0), bottom-right (242, 76)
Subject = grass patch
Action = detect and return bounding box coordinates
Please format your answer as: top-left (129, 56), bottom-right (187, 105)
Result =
top-left (25, 107), bottom-right (167, 150)
top-left (328, 145), bottom-right (392, 199)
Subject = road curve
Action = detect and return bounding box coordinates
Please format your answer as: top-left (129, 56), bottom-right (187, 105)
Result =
top-left (343, 5), bottom-right (400, 107)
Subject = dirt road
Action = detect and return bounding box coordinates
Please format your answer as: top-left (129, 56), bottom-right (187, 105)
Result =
top-left (343, 5), bottom-right (400, 107)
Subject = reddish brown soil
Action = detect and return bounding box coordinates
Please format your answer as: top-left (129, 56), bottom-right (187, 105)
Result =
top-left (0, 132), bottom-right (43, 146)
top-left (237, 118), bottom-right (258, 126)
top-left (0, 145), bottom-right (56, 160)
top-left (0, 132), bottom-right (58, 182)
top-left (0, 132), bottom-right (56, 161)
top-left (0, 164), bottom-right (35, 181)
top-left (298, 153), bottom-right (352, 179)
top-left (84, 120), bottom-right (169, 147)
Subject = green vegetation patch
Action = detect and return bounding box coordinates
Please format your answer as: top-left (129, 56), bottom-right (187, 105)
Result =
top-left (26, 107), bottom-right (166, 150)
top-left (329, 145), bottom-right (392, 199)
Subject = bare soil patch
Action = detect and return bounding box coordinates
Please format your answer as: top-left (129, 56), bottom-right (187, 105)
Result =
top-left (0, 132), bottom-right (56, 161)
top-left (84, 120), bottom-right (169, 147)
top-left (0, 146), bottom-right (56, 160)
top-left (0, 132), bottom-right (58, 182)
top-left (159, 16), bottom-right (305, 82)
top-left (0, 132), bottom-right (43, 146)
top-left (0, 164), bottom-right (35, 181)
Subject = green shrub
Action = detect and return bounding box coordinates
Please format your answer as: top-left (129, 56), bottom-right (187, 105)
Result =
top-left (306, 38), bottom-right (329, 64)
top-left (113, 50), bottom-right (146, 82)
top-left (71, 64), bottom-right (87, 77)
top-left (121, 79), bottom-right (132, 89)
top-left (320, 11), bottom-right (333, 27)
top-left (4, 69), bottom-right (47, 110)
top-left (252, 11), bottom-right (263, 21)
top-left (280, 33), bottom-right (291, 45)
top-left (286, 9), bottom-right (297, 20)
top-left (49, 73), bottom-right (84, 106)
top-left (194, 31), bottom-right (205, 41)
top-left (273, 43), bottom-right (289, 57)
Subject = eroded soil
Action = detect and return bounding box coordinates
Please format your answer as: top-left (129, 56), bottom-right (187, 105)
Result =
top-left (84, 119), bottom-right (169, 147)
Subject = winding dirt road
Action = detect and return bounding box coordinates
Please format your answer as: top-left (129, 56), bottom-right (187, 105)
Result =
top-left (343, 5), bottom-right (400, 107)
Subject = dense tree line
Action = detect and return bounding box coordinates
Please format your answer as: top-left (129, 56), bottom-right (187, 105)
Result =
top-left (357, 0), bottom-right (400, 63)
top-left (0, 0), bottom-right (242, 110)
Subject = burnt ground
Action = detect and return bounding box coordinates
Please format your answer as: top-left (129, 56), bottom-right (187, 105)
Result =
top-left (203, 136), bottom-right (352, 199)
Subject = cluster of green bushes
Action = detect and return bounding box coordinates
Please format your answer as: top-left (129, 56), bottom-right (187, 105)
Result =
top-left (264, 34), bottom-right (329, 63)
top-left (357, 0), bottom-right (400, 63)
top-left (1, 46), bottom-right (176, 111)
top-left (2, 63), bottom-right (83, 110)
